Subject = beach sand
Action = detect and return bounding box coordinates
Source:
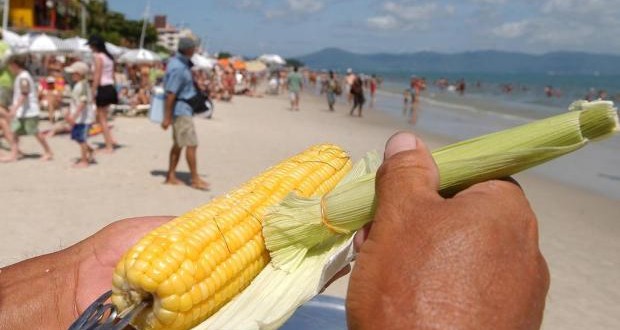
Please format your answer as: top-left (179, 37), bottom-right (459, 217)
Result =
top-left (1, 88), bottom-right (618, 329)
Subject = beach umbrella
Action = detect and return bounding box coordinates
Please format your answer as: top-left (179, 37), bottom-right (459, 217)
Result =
top-left (258, 54), bottom-right (286, 65)
top-left (64, 36), bottom-right (91, 53)
top-left (2, 30), bottom-right (28, 52)
top-left (218, 58), bottom-right (230, 68)
top-left (105, 42), bottom-right (125, 56)
top-left (192, 53), bottom-right (216, 69)
top-left (233, 60), bottom-right (246, 70)
top-left (118, 49), bottom-right (161, 64)
top-left (28, 34), bottom-right (72, 53)
top-left (245, 60), bottom-right (267, 73)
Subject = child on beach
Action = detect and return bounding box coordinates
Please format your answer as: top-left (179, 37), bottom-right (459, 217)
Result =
top-left (6, 57), bottom-right (53, 161)
top-left (64, 61), bottom-right (95, 168)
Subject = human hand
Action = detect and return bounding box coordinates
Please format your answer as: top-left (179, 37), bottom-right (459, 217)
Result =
top-left (0, 216), bottom-right (172, 329)
top-left (71, 217), bottom-right (173, 316)
top-left (161, 117), bottom-right (172, 130)
top-left (346, 132), bottom-right (549, 330)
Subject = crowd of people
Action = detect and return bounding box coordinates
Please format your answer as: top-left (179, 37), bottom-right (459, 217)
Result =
top-left (0, 31), bottom-right (392, 173)
top-left (0, 35), bottom-right (120, 165)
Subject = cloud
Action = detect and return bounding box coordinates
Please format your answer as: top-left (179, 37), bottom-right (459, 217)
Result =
top-left (366, 15), bottom-right (399, 30)
top-left (491, 20), bottom-right (530, 38)
top-left (472, 0), bottom-right (507, 4)
top-left (260, 0), bottom-right (327, 20)
top-left (486, 0), bottom-right (620, 53)
top-left (224, 0), bottom-right (263, 10)
top-left (287, 0), bottom-right (324, 13)
top-left (366, 1), bottom-right (455, 31)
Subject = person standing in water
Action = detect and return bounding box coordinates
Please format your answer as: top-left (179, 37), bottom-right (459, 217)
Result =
top-left (326, 70), bottom-right (338, 111)
top-left (350, 76), bottom-right (365, 117)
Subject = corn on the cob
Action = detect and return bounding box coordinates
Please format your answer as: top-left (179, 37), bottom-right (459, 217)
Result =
top-left (111, 144), bottom-right (352, 330)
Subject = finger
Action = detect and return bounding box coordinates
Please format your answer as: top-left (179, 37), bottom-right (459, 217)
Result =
top-left (377, 132), bottom-right (441, 204)
top-left (353, 223), bottom-right (372, 252)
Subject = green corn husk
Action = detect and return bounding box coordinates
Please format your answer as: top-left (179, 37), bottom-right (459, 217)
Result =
top-left (264, 100), bottom-right (619, 271)
top-left (197, 100), bottom-right (618, 330)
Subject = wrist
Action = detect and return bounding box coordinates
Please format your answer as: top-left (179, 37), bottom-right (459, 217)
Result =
top-left (0, 249), bottom-right (80, 328)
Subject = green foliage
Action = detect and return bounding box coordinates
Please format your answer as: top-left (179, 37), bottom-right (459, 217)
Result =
top-left (285, 58), bottom-right (304, 68)
top-left (217, 52), bottom-right (232, 59)
top-left (84, 1), bottom-right (157, 48)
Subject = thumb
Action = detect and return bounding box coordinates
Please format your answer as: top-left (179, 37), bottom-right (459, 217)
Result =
top-left (374, 132), bottom-right (441, 222)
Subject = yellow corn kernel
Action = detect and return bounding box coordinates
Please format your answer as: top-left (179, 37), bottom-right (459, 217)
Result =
top-left (112, 144), bottom-right (352, 330)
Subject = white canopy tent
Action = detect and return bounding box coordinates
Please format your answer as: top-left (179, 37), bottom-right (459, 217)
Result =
top-left (118, 49), bottom-right (161, 64)
top-left (64, 36), bottom-right (91, 53)
top-left (192, 53), bottom-right (217, 70)
top-left (28, 34), bottom-right (73, 53)
top-left (105, 42), bottom-right (126, 57)
top-left (2, 30), bottom-right (28, 52)
top-left (258, 54), bottom-right (286, 65)
top-left (63, 37), bottom-right (125, 57)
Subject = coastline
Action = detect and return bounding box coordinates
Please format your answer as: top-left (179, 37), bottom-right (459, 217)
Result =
top-left (370, 86), bottom-right (620, 200)
top-left (0, 87), bottom-right (618, 329)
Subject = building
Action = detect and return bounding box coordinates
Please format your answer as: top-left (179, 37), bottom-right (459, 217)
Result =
top-left (154, 15), bottom-right (198, 53)
top-left (9, 0), bottom-right (79, 32)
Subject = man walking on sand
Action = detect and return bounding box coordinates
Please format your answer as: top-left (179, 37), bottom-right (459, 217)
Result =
top-left (161, 38), bottom-right (209, 191)
top-left (286, 66), bottom-right (303, 111)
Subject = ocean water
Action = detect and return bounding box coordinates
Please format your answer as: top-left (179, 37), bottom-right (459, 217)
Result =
top-left (379, 72), bottom-right (620, 115)
top-left (368, 81), bottom-right (620, 200)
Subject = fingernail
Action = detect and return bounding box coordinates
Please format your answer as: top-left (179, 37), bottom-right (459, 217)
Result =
top-left (384, 132), bottom-right (417, 159)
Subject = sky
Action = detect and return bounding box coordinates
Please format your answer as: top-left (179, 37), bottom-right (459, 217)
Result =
top-left (107, 0), bottom-right (620, 57)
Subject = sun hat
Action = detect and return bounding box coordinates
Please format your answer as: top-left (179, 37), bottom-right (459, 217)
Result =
top-left (65, 61), bottom-right (90, 75)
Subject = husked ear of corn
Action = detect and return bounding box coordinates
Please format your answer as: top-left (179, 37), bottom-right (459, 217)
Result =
top-left (111, 144), bottom-right (352, 330)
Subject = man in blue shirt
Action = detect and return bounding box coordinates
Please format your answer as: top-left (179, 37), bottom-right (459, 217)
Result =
top-left (162, 38), bottom-right (209, 190)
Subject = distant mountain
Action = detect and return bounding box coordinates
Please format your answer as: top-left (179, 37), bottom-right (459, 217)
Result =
top-left (298, 48), bottom-right (620, 75)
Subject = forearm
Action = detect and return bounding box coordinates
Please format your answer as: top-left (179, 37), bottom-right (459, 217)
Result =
top-left (0, 250), bottom-right (78, 329)
top-left (164, 93), bottom-right (176, 120)
top-left (10, 96), bottom-right (26, 116)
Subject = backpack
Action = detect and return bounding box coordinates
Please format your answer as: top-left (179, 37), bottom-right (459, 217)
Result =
top-left (333, 81), bottom-right (342, 96)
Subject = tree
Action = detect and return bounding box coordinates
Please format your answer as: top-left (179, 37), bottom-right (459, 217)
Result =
top-left (84, 1), bottom-right (157, 48)
top-left (217, 52), bottom-right (232, 59)
top-left (285, 58), bottom-right (304, 68)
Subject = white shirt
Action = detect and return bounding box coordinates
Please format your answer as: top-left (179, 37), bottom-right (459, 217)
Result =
top-left (13, 70), bottom-right (40, 118)
top-left (70, 80), bottom-right (95, 124)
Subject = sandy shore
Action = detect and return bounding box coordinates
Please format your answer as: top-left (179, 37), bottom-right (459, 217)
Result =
top-left (1, 89), bottom-right (618, 329)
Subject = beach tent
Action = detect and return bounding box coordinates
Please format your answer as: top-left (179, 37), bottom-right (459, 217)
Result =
top-left (29, 34), bottom-right (73, 53)
top-left (192, 54), bottom-right (216, 70)
top-left (105, 42), bottom-right (125, 56)
top-left (245, 60), bottom-right (267, 73)
top-left (118, 49), bottom-right (161, 64)
top-left (258, 54), bottom-right (286, 65)
top-left (64, 37), bottom-right (91, 53)
top-left (63, 37), bottom-right (125, 57)
top-left (2, 30), bottom-right (28, 52)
